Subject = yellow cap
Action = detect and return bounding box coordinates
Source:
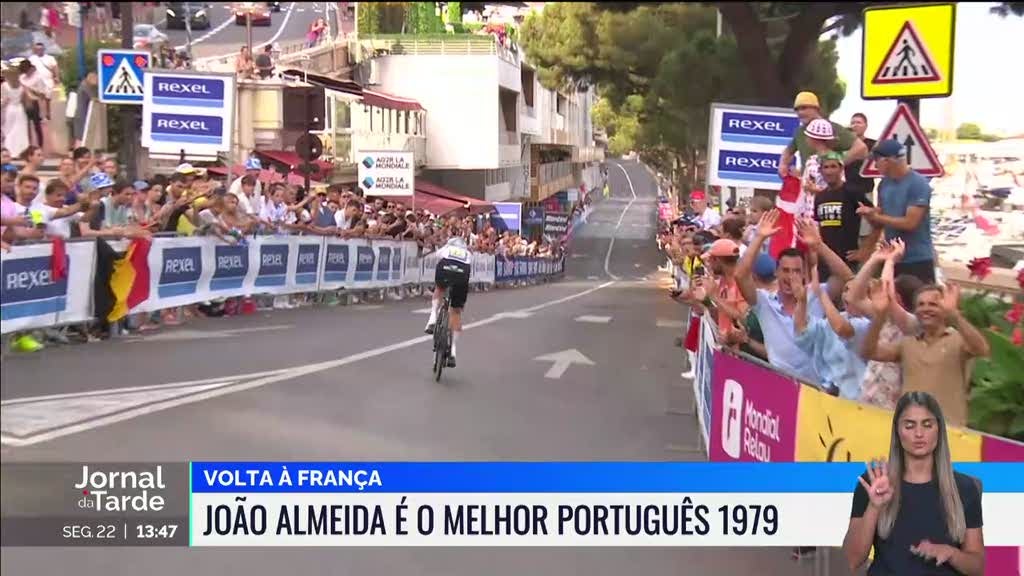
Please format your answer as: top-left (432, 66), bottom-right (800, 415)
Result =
top-left (793, 91), bottom-right (820, 109)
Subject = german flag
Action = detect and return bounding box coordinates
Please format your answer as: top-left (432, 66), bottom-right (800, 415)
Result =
top-left (108, 238), bottom-right (152, 323)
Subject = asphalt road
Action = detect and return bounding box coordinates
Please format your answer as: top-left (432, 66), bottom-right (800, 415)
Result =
top-left (159, 2), bottom-right (331, 61)
top-left (0, 160), bottom-right (846, 574)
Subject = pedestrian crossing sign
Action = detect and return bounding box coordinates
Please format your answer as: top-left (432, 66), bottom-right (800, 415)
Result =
top-left (861, 3), bottom-right (955, 100)
top-left (98, 49), bottom-right (150, 105)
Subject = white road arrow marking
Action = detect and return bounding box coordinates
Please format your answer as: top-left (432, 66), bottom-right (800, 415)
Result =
top-left (534, 349), bottom-right (595, 379)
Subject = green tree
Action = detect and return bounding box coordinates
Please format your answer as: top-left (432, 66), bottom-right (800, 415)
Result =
top-left (592, 95), bottom-right (642, 157)
top-left (595, 2), bottom-right (1024, 106)
top-left (924, 127), bottom-right (939, 141)
top-left (522, 3), bottom-right (844, 188)
top-left (957, 123), bottom-right (984, 140)
top-left (357, 2), bottom-right (381, 34)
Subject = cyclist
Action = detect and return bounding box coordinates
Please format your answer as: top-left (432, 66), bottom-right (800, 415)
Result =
top-left (425, 232), bottom-right (472, 367)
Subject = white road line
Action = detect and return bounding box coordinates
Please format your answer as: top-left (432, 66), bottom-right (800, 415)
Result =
top-left (1, 369), bottom-right (289, 406)
top-left (575, 315), bottom-right (611, 324)
top-left (604, 162), bottom-right (638, 281)
top-left (174, 13), bottom-right (235, 50)
top-left (193, 2), bottom-right (296, 63)
top-left (656, 319), bottom-right (687, 329)
top-left (258, 2), bottom-right (299, 49)
top-left (1, 281), bottom-right (614, 447)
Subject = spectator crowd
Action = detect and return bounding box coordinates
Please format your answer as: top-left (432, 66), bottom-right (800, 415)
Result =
top-left (1, 148), bottom-right (566, 352)
top-left (661, 90), bottom-right (988, 429)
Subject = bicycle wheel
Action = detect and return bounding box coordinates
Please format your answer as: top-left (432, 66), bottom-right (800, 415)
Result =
top-left (433, 303), bottom-right (449, 382)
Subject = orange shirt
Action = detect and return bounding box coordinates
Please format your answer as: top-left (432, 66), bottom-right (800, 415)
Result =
top-left (717, 276), bottom-right (749, 335)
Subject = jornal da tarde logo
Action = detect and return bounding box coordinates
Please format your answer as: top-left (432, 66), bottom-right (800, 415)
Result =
top-left (74, 465), bottom-right (167, 512)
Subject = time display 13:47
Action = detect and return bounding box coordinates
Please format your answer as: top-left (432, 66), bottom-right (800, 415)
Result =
top-left (137, 524), bottom-right (178, 539)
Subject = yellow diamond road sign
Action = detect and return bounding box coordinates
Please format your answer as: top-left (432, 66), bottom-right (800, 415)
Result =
top-left (861, 3), bottom-right (956, 100)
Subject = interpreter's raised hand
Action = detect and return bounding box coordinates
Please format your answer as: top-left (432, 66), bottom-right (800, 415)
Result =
top-left (911, 540), bottom-right (957, 566)
top-left (858, 459), bottom-right (893, 509)
top-left (941, 284), bottom-right (962, 319)
top-left (757, 209), bottom-right (782, 238)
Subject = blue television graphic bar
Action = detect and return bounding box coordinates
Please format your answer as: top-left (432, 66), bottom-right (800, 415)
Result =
top-left (190, 462), bottom-right (1024, 493)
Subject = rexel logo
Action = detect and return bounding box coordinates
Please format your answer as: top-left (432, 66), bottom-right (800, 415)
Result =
top-left (362, 156), bottom-right (375, 169)
top-left (721, 378), bottom-right (744, 459)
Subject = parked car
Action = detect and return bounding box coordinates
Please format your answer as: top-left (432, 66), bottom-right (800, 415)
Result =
top-left (235, 2), bottom-right (272, 26)
top-left (165, 2), bottom-right (212, 30)
top-left (133, 24), bottom-right (170, 51)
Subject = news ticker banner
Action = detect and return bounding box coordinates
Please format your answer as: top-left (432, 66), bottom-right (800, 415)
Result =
top-left (2, 463), bottom-right (1021, 547)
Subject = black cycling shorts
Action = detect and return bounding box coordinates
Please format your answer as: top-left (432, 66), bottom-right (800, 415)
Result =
top-left (435, 258), bottom-right (471, 309)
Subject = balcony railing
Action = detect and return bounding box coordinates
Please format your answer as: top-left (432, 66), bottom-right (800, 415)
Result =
top-left (353, 34), bottom-right (517, 64)
top-left (530, 160), bottom-right (576, 200)
top-left (533, 161), bottom-right (572, 185)
top-left (574, 146), bottom-right (605, 163)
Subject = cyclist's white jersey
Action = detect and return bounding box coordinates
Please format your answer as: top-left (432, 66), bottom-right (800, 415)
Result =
top-left (437, 238), bottom-right (472, 264)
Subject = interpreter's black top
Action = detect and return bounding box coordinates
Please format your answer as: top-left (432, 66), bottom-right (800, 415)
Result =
top-left (850, 471), bottom-right (983, 576)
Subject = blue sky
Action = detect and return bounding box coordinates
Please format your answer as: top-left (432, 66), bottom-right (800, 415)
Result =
top-left (829, 2), bottom-right (1024, 138)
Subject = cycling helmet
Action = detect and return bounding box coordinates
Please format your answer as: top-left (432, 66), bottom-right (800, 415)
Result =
top-left (804, 118), bottom-right (835, 140)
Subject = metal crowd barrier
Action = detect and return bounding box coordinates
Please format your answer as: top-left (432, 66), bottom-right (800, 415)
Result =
top-left (0, 236), bottom-right (566, 335)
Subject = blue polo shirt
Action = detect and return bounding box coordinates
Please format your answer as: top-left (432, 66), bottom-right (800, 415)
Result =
top-left (753, 285), bottom-right (829, 385)
top-left (795, 313), bottom-right (872, 400)
top-left (878, 170), bottom-right (933, 263)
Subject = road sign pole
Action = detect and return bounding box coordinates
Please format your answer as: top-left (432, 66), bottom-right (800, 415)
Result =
top-left (77, 4), bottom-right (87, 80)
top-left (898, 98), bottom-right (921, 121)
top-left (121, 5), bottom-right (138, 180)
top-left (184, 1), bottom-right (194, 63)
top-left (304, 91), bottom-right (311, 194)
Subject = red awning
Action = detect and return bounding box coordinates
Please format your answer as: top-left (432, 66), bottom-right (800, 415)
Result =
top-left (414, 193), bottom-right (465, 216)
top-left (368, 180), bottom-right (491, 216)
top-left (255, 150), bottom-right (333, 173)
top-left (362, 89), bottom-right (424, 112)
top-left (206, 165), bottom-right (320, 186)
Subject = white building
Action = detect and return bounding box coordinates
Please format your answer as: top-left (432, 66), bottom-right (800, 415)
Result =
top-left (353, 32), bottom-right (602, 203)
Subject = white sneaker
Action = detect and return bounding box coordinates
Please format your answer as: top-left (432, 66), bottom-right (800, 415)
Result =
top-left (681, 370), bottom-right (695, 380)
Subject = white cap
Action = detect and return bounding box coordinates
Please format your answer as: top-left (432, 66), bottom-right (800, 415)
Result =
top-left (804, 118), bottom-right (835, 140)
